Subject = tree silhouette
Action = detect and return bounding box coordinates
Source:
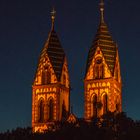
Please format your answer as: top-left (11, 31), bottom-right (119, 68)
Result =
top-left (1, 113), bottom-right (140, 140)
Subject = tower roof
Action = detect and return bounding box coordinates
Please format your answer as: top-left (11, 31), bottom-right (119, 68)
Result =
top-left (85, 0), bottom-right (117, 75)
top-left (37, 9), bottom-right (65, 81)
top-left (67, 106), bottom-right (77, 124)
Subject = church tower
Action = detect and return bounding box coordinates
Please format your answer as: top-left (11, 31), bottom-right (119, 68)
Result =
top-left (84, 0), bottom-right (122, 120)
top-left (32, 9), bottom-right (70, 132)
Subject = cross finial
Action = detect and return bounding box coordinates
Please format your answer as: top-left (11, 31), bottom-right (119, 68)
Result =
top-left (99, 0), bottom-right (105, 23)
top-left (51, 7), bottom-right (56, 30)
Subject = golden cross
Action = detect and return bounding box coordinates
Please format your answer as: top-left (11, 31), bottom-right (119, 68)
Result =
top-left (51, 7), bottom-right (56, 20)
top-left (51, 7), bottom-right (56, 30)
top-left (99, 0), bottom-right (105, 23)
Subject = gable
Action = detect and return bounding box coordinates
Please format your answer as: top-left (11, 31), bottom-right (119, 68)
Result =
top-left (85, 23), bottom-right (117, 77)
top-left (85, 47), bottom-right (112, 80)
top-left (33, 54), bottom-right (57, 85)
top-left (33, 30), bottom-right (66, 85)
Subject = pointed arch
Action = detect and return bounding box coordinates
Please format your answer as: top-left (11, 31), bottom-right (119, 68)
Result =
top-left (102, 93), bottom-right (108, 114)
top-left (91, 94), bottom-right (97, 117)
top-left (48, 97), bottom-right (54, 121)
top-left (42, 68), bottom-right (51, 85)
top-left (94, 57), bottom-right (104, 79)
top-left (38, 98), bottom-right (45, 123)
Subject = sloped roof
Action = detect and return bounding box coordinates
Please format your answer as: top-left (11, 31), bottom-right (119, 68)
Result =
top-left (85, 22), bottom-right (117, 76)
top-left (67, 113), bottom-right (77, 124)
top-left (39, 29), bottom-right (65, 81)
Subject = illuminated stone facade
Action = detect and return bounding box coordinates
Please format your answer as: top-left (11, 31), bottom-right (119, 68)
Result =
top-left (32, 0), bottom-right (123, 132)
top-left (32, 10), bottom-right (70, 132)
top-left (84, 0), bottom-right (122, 120)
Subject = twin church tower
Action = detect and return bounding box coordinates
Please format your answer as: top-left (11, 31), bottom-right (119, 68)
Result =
top-left (32, 0), bottom-right (122, 132)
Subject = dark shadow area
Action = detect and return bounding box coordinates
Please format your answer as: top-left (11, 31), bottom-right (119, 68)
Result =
top-left (1, 112), bottom-right (140, 140)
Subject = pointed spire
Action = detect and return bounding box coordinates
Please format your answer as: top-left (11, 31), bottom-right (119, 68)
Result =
top-left (99, 0), bottom-right (105, 23)
top-left (71, 106), bottom-right (73, 114)
top-left (51, 7), bottom-right (56, 30)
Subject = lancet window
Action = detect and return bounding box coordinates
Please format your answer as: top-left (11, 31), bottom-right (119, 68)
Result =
top-left (42, 68), bottom-right (51, 84)
top-left (102, 94), bottom-right (108, 114)
top-left (92, 94), bottom-right (97, 117)
top-left (48, 98), bottom-right (54, 121)
top-left (94, 58), bottom-right (104, 79)
top-left (38, 98), bottom-right (44, 123)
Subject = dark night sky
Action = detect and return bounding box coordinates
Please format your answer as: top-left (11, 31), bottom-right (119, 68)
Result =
top-left (0, 0), bottom-right (140, 132)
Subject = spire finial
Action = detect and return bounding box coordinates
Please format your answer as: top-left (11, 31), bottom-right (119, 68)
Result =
top-left (71, 106), bottom-right (73, 114)
top-left (99, 0), bottom-right (105, 23)
top-left (51, 7), bottom-right (56, 30)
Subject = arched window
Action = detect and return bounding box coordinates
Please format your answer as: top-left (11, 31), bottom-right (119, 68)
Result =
top-left (38, 99), bottom-right (44, 123)
top-left (46, 70), bottom-right (51, 84)
top-left (92, 94), bottom-right (97, 117)
top-left (102, 94), bottom-right (108, 114)
top-left (42, 69), bottom-right (51, 85)
top-left (62, 100), bottom-right (67, 119)
top-left (48, 98), bottom-right (54, 121)
top-left (63, 74), bottom-right (66, 86)
top-left (94, 58), bottom-right (104, 79)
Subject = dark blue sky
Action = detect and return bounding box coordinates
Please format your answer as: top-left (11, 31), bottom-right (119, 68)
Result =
top-left (0, 0), bottom-right (140, 132)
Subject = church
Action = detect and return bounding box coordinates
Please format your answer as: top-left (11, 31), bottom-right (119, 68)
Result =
top-left (32, 0), bottom-right (122, 132)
